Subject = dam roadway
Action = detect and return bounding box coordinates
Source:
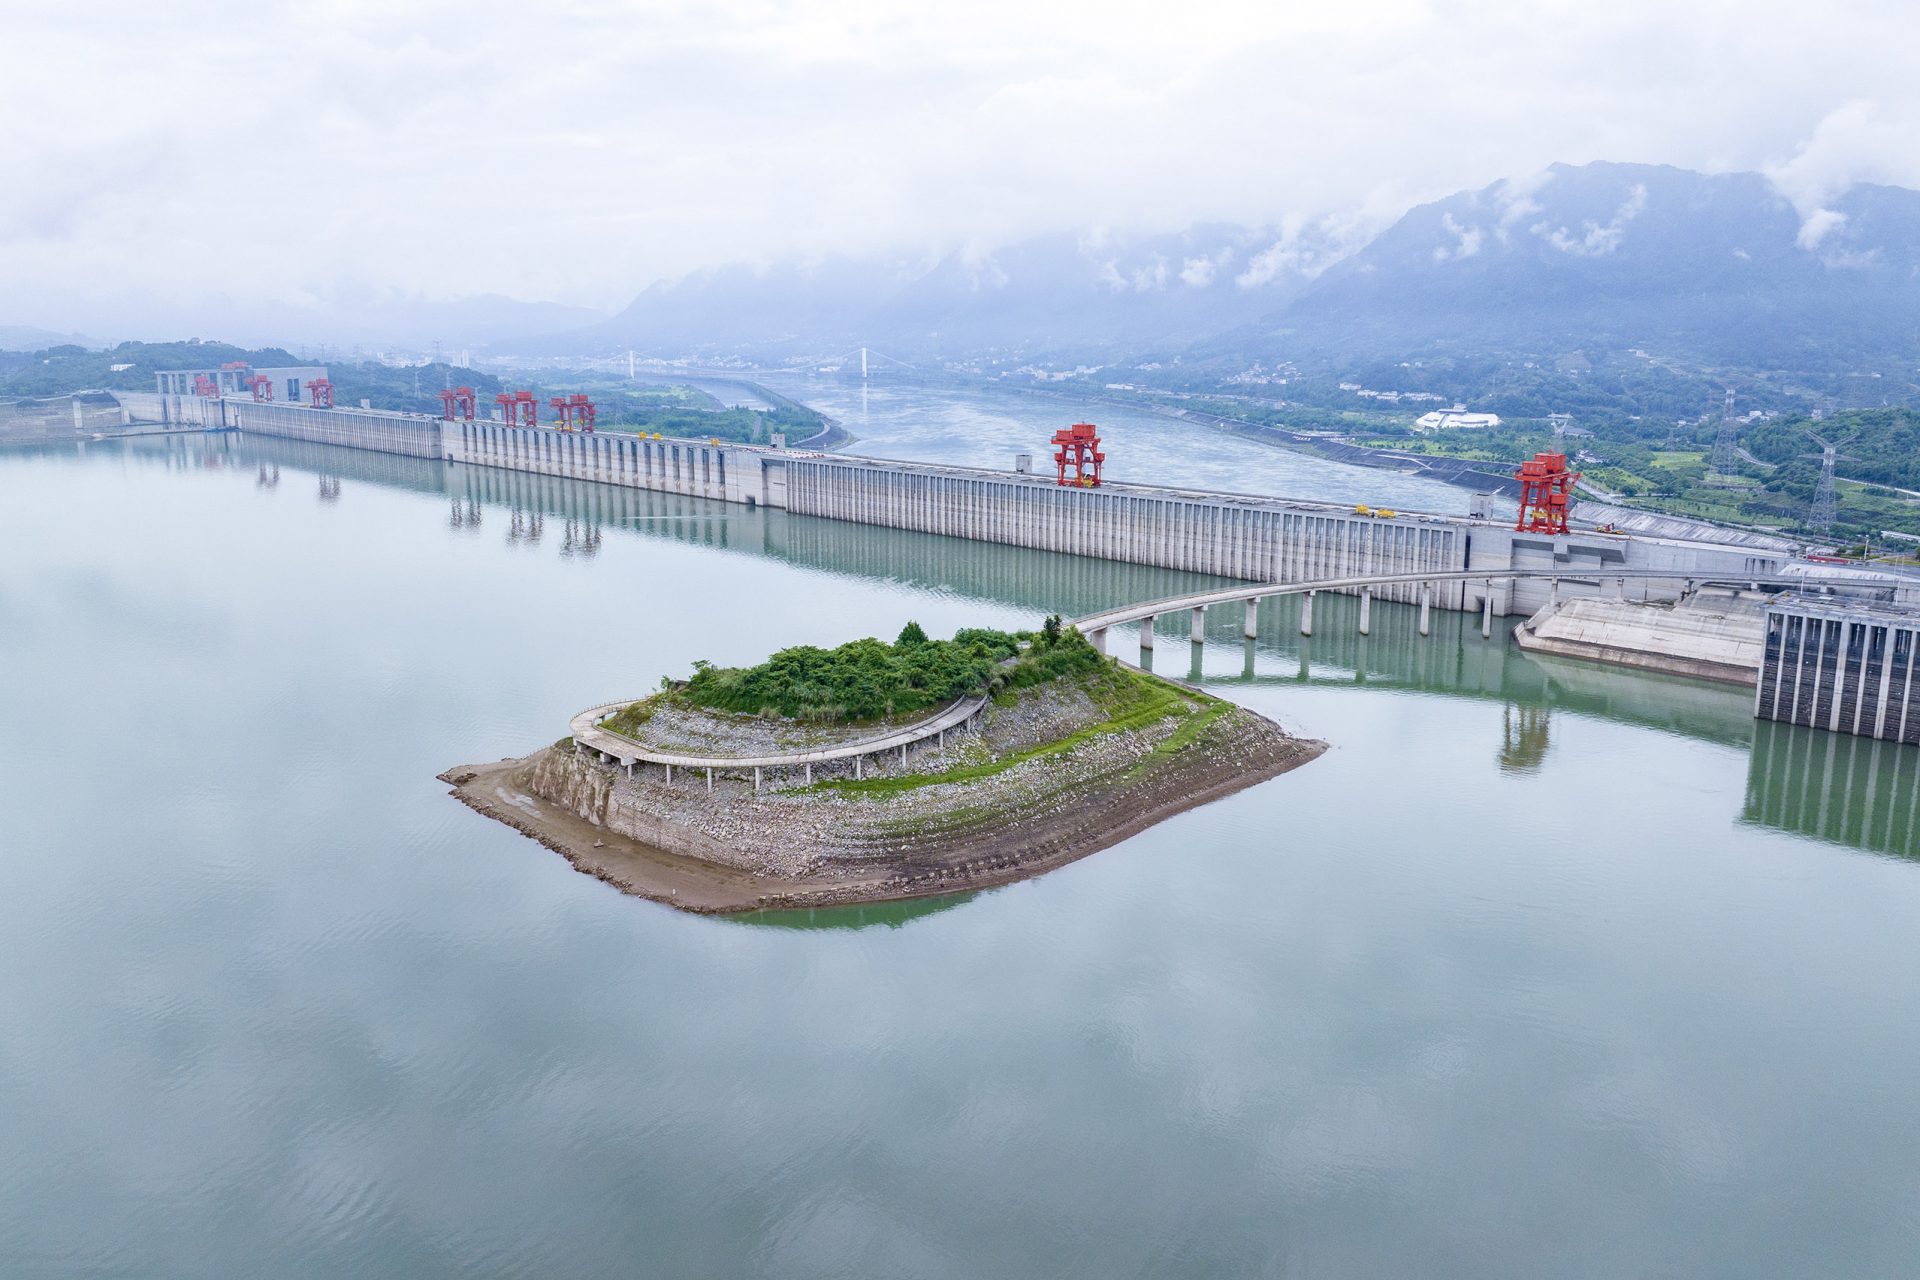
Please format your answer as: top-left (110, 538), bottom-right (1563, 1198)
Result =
top-left (127, 392), bottom-right (1811, 620)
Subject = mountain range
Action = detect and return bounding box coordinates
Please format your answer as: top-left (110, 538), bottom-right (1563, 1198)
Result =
top-left (532, 162), bottom-right (1920, 374)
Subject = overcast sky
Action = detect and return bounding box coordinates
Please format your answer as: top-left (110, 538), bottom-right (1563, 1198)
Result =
top-left (4, 0), bottom-right (1918, 338)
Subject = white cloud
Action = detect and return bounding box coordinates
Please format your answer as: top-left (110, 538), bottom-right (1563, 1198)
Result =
top-left (1432, 213), bottom-right (1484, 262)
top-left (3, 1), bottom-right (1920, 336)
top-left (1796, 208), bottom-right (1849, 250)
top-left (1235, 213), bottom-right (1376, 287)
top-left (1180, 255), bottom-right (1218, 287)
top-left (1765, 100), bottom-right (1920, 252)
top-left (1131, 257), bottom-right (1170, 292)
top-left (1537, 184), bottom-right (1648, 256)
top-left (1495, 169), bottom-right (1553, 228)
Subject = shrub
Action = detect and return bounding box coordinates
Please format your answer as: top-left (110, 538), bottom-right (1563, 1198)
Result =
top-left (681, 626), bottom-right (1028, 721)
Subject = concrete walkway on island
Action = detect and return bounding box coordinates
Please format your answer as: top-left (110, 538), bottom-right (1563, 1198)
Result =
top-left (570, 691), bottom-right (990, 790)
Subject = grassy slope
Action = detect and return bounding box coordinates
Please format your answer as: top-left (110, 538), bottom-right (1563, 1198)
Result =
top-left (808, 663), bottom-right (1218, 797)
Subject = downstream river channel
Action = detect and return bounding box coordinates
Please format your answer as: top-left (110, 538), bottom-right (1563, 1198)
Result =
top-left (4, 428), bottom-right (1920, 1277)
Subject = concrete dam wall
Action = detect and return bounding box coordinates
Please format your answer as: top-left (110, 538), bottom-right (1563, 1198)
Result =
top-left (126, 396), bottom-right (1795, 618)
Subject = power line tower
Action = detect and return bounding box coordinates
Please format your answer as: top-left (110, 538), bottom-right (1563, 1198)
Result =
top-left (1810, 442), bottom-right (1838, 536)
top-left (1711, 387), bottom-right (1739, 477)
top-left (1803, 428), bottom-right (1853, 538)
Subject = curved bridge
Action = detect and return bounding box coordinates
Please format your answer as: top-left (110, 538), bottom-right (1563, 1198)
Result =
top-left (569, 691), bottom-right (989, 792)
top-left (1073, 566), bottom-right (1761, 650)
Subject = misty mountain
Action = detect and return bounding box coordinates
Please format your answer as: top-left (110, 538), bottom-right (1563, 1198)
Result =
top-left (535, 161), bottom-right (1920, 379)
top-left (1229, 162), bottom-right (1920, 368)
top-left (0, 324), bottom-right (100, 353)
top-left (546, 223), bottom-right (1354, 361)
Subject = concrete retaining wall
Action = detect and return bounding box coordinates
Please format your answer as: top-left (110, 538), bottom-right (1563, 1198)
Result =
top-left (115, 395), bottom-right (1807, 618)
top-left (441, 418), bottom-right (774, 505)
top-left (231, 401), bottom-right (441, 458)
top-left (782, 457), bottom-right (1465, 604)
top-left (1514, 592), bottom-right (1769, 685)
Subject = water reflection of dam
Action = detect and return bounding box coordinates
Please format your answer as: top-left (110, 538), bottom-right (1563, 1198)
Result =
top-left (168, 432), bottom-right (1243, 620)
top-left (125, 432), bottom-right (1920, 866)
top-left (1744, 719), bottom-right (1920, 861)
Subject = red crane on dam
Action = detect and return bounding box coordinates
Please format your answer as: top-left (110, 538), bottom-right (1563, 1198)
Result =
top-left (549, 394), bottom-right (597, 431)
top-left (439, 386), bottom-right (477, 421)
top-left (494, 390), bottom-right (538, 427)
top-left (1051, 421), bottom-right (1105, 487)
top-left (244, 374), bottom-right (274, 402)
top-left (306, 378), bottom-right (334, 409)
top-left (1515, 451), bottom-right (1579, 535)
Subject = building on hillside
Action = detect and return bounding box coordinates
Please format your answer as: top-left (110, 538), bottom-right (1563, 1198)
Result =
top-left (1414, 405), bottom-right (1502, 432)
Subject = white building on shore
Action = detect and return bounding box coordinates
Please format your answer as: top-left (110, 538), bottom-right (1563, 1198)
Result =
top-left (1414, 404), bottom-right (1502, 432)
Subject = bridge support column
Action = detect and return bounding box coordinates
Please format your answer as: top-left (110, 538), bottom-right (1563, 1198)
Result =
top-left (1243, 637), bottom-right (1256, 679)
top-left (665, 763), bottom-right (672, 784)
top-left (900, 744), bottom-right (907, 766)
top-left (805, 763), bottom-right (813, 785)
top-left (705, 767), bottom-right (713, 793)
top-left (626, 761), bottom-right (633, 780)
top-left (1481, 586), bottom-right (1494, 639)
top-left (1419, 587), bottom-right (1431, 637)
top-left (1243, 599), bottom-right (1258, 639)
top-left (1550, 578), bottom-right (1561, 607)
top-left (1358, 590), bottom-right (1371, 636)
top-left (1190, 607), bottom-right (1206, 643)
top-left (1140, 615), bottom-right (1156, 653)
top-left (753, 766), bottom-right (762, 793)
top-left (1300, 591), bottom-right (1314, 637)
top-left (1089, 628), bottom-right (1107, 655)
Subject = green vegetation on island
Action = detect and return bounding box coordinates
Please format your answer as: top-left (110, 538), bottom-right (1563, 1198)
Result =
top-left (453, 614), bottom-right (1321, 912)
top-left (608, 617), bottom-right (1103, 729)
top-left (814, 660), bottom-right (1226, 797)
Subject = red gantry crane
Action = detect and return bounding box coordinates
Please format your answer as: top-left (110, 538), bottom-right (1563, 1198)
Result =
top-left (439, 386), bottom-right (477, 421)
top-left (245, 373), bottom-right (274, 402)
top-left (306, 378), bottom-right (334, 409)
top-left (1514, 451), bottom-right (1580, 535)
top-left (548, 393), bottom-right (597, 431)
top-left (494, 390), bottom-right (539, 427)
top-left (1050, 421), bottom-right (1105, 487)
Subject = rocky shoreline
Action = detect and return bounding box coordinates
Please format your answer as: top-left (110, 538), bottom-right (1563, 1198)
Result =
top-left (442, 673), bottom-right (1324, 914)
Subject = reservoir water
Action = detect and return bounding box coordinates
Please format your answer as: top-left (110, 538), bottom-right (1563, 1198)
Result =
top-left (778, 377), bottom-right (1474, 515)
top-left (4, 429), bottom-right (1920, 1278)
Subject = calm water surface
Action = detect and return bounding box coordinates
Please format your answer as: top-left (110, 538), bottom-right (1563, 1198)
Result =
top-left (780, 377), bottom-right (1473, 515)
top-left (3, 433), bottom-right (1919, 1278)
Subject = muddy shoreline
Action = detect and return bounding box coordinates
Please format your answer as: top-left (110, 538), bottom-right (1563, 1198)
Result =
top-left (441, 699), bottom-right (1324, 914)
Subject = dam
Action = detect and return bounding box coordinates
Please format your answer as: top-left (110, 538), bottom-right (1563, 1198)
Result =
top-left (120, 390), bottom-right (1805, 624)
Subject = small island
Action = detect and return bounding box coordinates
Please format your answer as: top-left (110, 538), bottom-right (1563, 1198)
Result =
top-left (441, 619), bottom-right (1324, 913)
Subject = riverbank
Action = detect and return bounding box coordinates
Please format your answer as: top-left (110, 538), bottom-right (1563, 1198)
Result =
top-left (442, 666), bottom-right (1323, 913)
